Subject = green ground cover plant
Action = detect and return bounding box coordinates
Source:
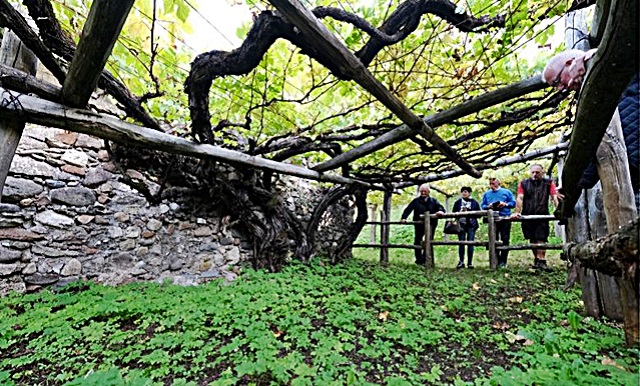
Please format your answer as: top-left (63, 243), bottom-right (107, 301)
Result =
top-left (1, 252), bottom-right (637, 385)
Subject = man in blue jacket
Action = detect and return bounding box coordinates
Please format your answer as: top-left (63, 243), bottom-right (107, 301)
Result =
top-left (481, 178), bottom-right (517, 268)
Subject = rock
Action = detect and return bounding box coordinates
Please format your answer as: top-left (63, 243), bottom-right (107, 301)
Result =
top-left (0, 203), bottom-right (20, 213)
top-left (220, 237), bottom-right (233, 246)
top-left (84, 167), bottom-right (114, 187)
top-left (119, 239), bottom-right (136, 250)
top-left (146, 219), bottom-right (163, 231)
top-left (136, 247), bottom-right (149, 256)
top-left (0, 228), bottom-right (45, 241)
top-left (0, 263), bottom-right (22, 276)
top-left (107, 253), bottom-right (133, 267)
top-left (32, 244), bottom-right (80, 257)
top-left (60, 164), bottom-right (86, 176)
top-left (97, 150), bottom-right (110, 161)
top-left (61, 149), bottom-right (89, 167)
top-left (1, 177), bottom-right (44, 202)
top-left (61, 258), bottom-right (82, 276)
top-left (24, 273), bottom-right (59, 285)
top-left (169, 258), bottom-right (183, 271)
top-left (50, 187), bottom-right (96, 206)
top-left (44, 179), bottom-right (66, 189)
top-left (9, 156), bottom-right (59, 179)
top-left (226, 247), bottom-right (241, 265)
top-left (22, 262), bottom-right (36, 275)
top-left (140, 230), bottom-right (155, 238)
top-left (126, 169), bottom-right (144, 180)
top-left (35, 210), bottom-right (74, 228)
top-left (169, 203), bottom-right (179, 211)
top-left (159, 204), bottom-right (170, 214)
top-left (54, 131), bottom-right (78, 145)
top-left (75, 134), bottom-right (103, 149)
top-left (199, 242), bottom-right (220, 252)
top-left (125, 226), bottom-right (141, 238)
top-left (193, 226), bottom-right (213, 237)
top-left (0, 247), bottom-right (22, 262)
top-left (196, 218), bottom-right (207, 225)
top-left (200, 268), bottom-right (220, 278)
top-left (95, 215), bottom-right (110, 225)
top-left (76, 215), bottom-right (94, 225)
top-left (0, 217), bottom-right (24, 228)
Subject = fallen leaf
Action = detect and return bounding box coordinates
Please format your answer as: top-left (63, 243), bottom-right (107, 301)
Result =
top-left (490, 279), bottom-right (498, 284)
top-left (602, 356), bottom-right (626, 370)
top-left (472, 282), bottom-right (481, 290)
top-left (508, 296), bottom-right (524, 303)
top-left (378, 311), bottom-right (389, 321)
top-left (523, 339), bottom-right (535, 346)
top-left (272, 330), bottom-right (283, 338)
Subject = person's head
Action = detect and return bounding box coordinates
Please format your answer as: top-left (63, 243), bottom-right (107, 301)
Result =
top-left (542, 49), bottom-right (594, 91)
top-left (418, 183), bottom-right (430, 197)
top-left (530, 164), bottom-right (544, 180)
top-left (489, 177), bottom-right (501, 191)
top-left (460, 186), bottom-right (472, 198)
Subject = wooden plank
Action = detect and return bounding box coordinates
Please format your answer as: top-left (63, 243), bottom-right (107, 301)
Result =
top-left (0, 62), bottom-right (60, 100)
top-left (424, 212), bottom-right (433, 268)
top-left (379, 191), bottom-right (391, 263)
top-left (0, 31), bottom-right (36, 202)
top-left (313, 75), bottom-right (546, 173)
top-left (0, 87), bottom-right (381, 188)
top-left (61, 0), bottom-right (134, 107)
top-left (269, 0), bottom-right (480, 178)
top-left (497, 244), bottom-right (563, 251)
top-left (412, 142), bottom-right (569, 184)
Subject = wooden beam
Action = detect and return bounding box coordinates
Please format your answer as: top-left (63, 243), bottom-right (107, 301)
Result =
top-left (0, 87), bottom-right (381, 189)
top-left (0, 0), bottom-right (65, 82)
top-left (396, 142), bottom-right (569, 186)
top-left (557, 0), bottom-right (637, 220)
top-left (61, 0), bottom-right (134, 107)
top-left (0, 62), bottom-right (60, 100)
top-left (269, 0), bottom-right (480, 178)
top-left (314, 75), bottom-right (547, 173)
top-left (0, 31), bottom-right (37, 202)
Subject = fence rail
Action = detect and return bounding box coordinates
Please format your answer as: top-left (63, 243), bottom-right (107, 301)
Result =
top-left (353, 209), bottom-right (563, 269)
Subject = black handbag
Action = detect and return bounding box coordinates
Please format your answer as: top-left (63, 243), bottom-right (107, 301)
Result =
top-left (443, 220), bottom-right (461, 234)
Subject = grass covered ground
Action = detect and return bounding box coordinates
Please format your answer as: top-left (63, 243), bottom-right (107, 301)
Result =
top-left (1, 248), bottom-right (638, 385)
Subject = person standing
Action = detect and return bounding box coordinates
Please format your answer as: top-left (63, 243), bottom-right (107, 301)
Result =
top-left (511, 164), bottom-right (559, 272)
top-left (481, 178), bottom-right (516, 268)
top-left (401, 184), bottom-right (445, 265)
top-left (453, 186), bottom-right (480, 269)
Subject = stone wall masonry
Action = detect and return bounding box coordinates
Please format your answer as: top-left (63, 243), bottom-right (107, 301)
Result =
top-left (0, 126), bottom-right (355, 295)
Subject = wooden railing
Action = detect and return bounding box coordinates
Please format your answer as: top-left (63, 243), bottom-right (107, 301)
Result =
top-left (354, 210), bottom-right (563, 269)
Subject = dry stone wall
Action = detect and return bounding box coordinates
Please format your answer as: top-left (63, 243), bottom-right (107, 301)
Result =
top-left (0, 125), bottom-right (354, 295)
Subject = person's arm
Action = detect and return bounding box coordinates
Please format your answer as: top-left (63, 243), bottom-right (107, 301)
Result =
top-left (401, 200), bottom-right (414, 222)
top-left (511, 193), bottom-right (524, 218)
top-left (481, 194), bottom-right (490, 209)
top-left (550, 181), bottom-right (559, 208)
top-left (434, 199), bottom-right (445, 215)
top-left (472, 199), bottom-right (481, 211)
top-left (452, 199), bottom-right (461, 213)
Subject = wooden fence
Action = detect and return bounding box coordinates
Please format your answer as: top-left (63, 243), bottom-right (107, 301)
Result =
top-left (354, 209), bottom-right (563, 269)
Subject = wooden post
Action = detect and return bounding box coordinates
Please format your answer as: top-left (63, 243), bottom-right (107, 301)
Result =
top-left (424, 212), bottom-right (433, 268)
top-left (379, 191), bottom-right (391, 264)
top-left (61, 0), bottom-right (135, 107)
top-left (369, 204), bottom-right (377, 243)
top-left (443, 196), bottom-right (450, 242)
top-left (487, 209), bottom-right (498, 269)
top-left (0, 29), bottom-right (37, 202)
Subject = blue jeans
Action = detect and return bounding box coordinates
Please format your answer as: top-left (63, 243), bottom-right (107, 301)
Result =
top-left (457, 227), bottom-right (476, 265)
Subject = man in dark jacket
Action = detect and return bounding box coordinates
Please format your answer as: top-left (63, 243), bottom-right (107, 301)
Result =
top-left (401, 184), bottom-right (445, 265)
top-left (511, 164), bottom-right (559, 271)
top-left (578, 74), bottom-right (639, 206)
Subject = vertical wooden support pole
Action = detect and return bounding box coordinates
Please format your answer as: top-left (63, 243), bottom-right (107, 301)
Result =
top-left (0, 30), bottom-right (37, 202)
top-left (443, 196), bottom-right (450, 242)
top-left (424, 212), bottom-right (433, 268)
top-left (487, 209), bottom-right (498, 269)
top-left (369, 204), bottom-right (377, 243)
top-left (379, 191), bottom-right (391, 264)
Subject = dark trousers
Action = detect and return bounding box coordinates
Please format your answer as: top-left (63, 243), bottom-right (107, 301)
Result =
top-left (414, 224), bottom-right (436, 264)
top-left (496, 221), bottom-right (511, 265)
top-left (457, 227), bottom-right (476, 265)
